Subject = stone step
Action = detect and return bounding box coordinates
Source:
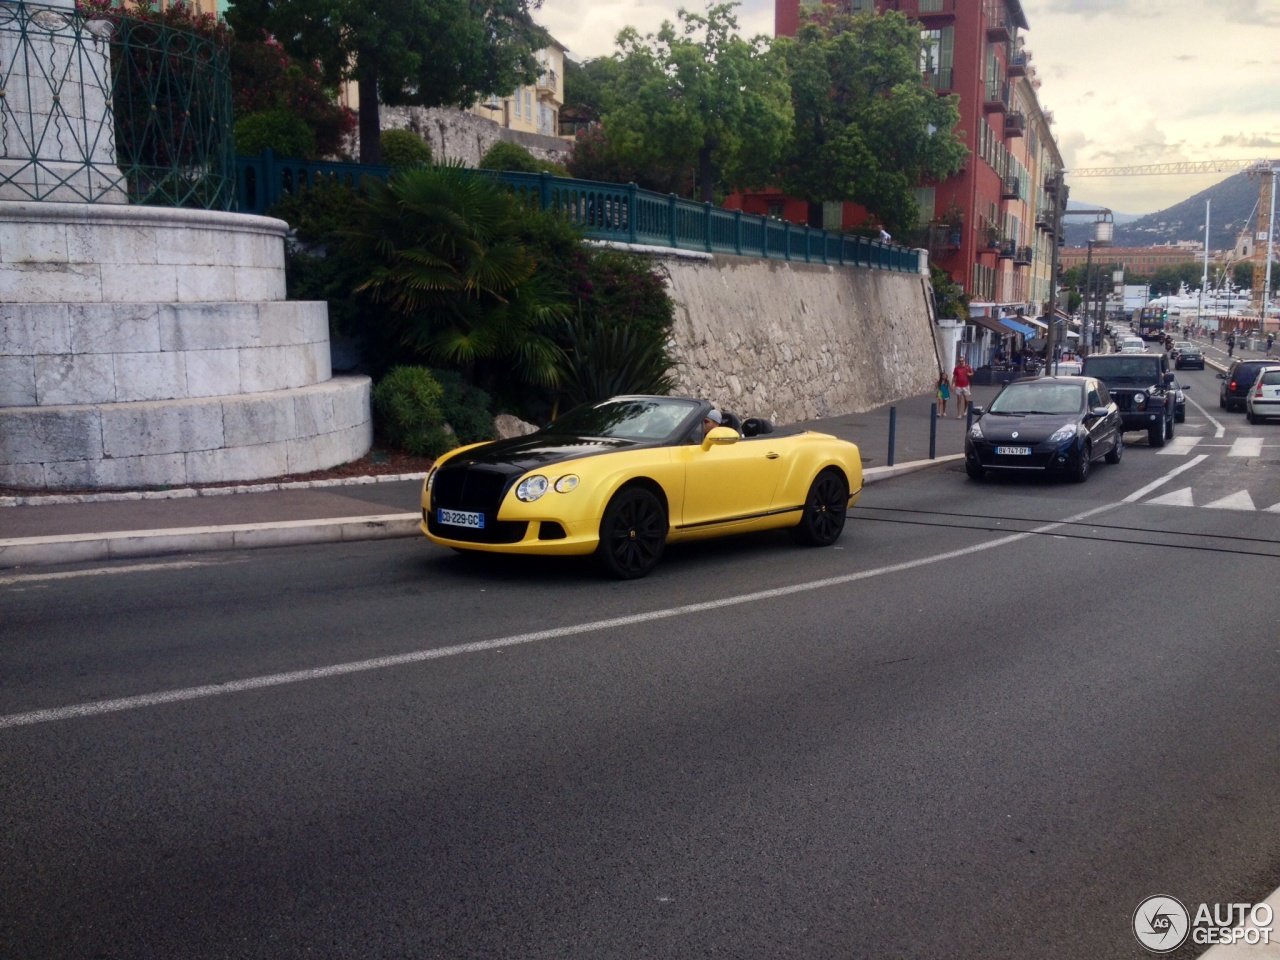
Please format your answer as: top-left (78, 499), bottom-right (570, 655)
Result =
top-left (0, 377), bottom-right (373, 491)
top-left (1, 301), bottom-right (332, 406)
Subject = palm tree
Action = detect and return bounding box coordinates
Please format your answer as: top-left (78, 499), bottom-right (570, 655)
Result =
top-left (351, 162), bottom-right (568, 391)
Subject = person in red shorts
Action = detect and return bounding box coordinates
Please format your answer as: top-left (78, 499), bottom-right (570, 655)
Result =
top-left (952, 355), bottom-right (974, 418)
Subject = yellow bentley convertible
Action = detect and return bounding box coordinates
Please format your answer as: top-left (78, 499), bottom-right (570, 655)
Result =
top-left (421, 395), bottom-right (863, 579)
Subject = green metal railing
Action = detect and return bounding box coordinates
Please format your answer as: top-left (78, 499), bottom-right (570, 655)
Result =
top-left (0, 0), bottom-right (234, 208)
top-left (234, 150), bottom-right (919, 273)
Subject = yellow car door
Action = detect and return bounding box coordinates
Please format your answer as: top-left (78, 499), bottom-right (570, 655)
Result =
top-left (678, 434), bottom-right (785, 530)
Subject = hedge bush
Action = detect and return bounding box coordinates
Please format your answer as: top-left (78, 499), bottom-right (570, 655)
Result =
top-left (235, 109), bottom-right (316, 160)
top-left (371, 367), bottom-right (455, 458)
top-left (432, 369), bottom-right (496, 446)
top-left (380, 129), bottom-right (433, 170)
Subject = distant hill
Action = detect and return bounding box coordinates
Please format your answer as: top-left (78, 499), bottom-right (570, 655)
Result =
top-left (1064, 172), bottom-right (1259, 250)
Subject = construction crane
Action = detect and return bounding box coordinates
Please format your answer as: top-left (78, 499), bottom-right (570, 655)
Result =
top-left (1065, 159), bottom-right (1277, 313)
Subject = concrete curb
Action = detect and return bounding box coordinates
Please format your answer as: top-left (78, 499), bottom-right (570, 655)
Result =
top-left (864, 454), bottom-right (963, 484)
top-left (0, 472), bottom-right (430, 508)
top-left (0, 456), bottom-right (959, 569)
top-left (0, 513), bottom-right (420, 569)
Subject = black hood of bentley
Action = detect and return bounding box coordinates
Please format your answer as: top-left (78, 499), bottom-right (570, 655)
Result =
top-left (439, 431), bottom-right (644, 476)
top-left (976, 412), bottom-right (1078, 444)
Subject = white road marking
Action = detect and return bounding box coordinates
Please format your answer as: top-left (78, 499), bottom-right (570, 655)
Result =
top-left (1157, 436), bottom-right (1202, 456)
top-left (1123, 454), bottom-right (1210, 503)
top-left (1186, 395), bottom-right (1225, 438)
top-left (1203, 490), bottom-right (1257, 511)
top-left (1145, 487), bottom-right (1195, 507)
top-left (0, 503), bottom-right (1121, 731)
top-left (0, 559), bottom-right (233, 587)
top-left (1229, 437), bottom-right (1264, 457)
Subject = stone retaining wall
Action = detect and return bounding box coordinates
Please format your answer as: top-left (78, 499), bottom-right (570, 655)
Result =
top-left (380, 106), bottom-right (573, 168)
top-left (660, 253), bottom-right (943, 423)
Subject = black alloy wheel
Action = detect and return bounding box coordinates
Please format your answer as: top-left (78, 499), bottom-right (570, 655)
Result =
top-left (791, 469), bottom-right (848, 546)
top-left (596, 486), bottom-right (667, 580)
top-left (1105, 431), bottom-right (1123, 464)
top-left (1072, 440), bottom-right (1091, 483)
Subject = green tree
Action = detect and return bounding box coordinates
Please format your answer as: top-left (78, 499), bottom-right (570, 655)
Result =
top-left (225, 0), bottom-right (547, 165)
top-left (561, 56), bottom-right (621, 125)
top-left (775, 7), bottom-right (967, 234)
top-left (602, 2), bottom-right (793, 203)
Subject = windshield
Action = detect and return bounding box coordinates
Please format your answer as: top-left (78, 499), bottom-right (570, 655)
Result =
top-left (547, 397), bottom-right (699, 441)
top-left (1181, 345), bottom-right (1201, 354)
top-left (989, 381), bottom-right (1085, 416)
top-left (1084, 356), bottom-right (1160, 380)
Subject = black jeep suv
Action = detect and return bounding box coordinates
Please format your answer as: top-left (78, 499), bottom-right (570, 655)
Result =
top-left (1080, 352), bottom-right (1176, 447)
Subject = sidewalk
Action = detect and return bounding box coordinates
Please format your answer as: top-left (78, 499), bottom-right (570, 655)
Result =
top-left (0, 385), bottom-right (999, 569)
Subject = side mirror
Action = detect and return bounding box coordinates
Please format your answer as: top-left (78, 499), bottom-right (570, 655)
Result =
top-left (1181, 384), bottom-right (1190, 392)
top-left (701, 426), bottom-right (739, 449)
top-left (1090, 407), bottom-right (1110, 418)
top-left (969, 405), bottom-right (985, 417)
top-left (1217, 372), bottom-right (1227, 379)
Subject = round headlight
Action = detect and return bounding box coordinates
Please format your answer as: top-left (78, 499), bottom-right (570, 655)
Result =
top-left (1132, 392), bottom-right (1145, 408)
top-left (516, 475), bottom-right (549, 502)
top-left (554, 475), bottom-right (579, 493)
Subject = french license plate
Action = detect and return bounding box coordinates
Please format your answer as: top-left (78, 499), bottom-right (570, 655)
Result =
top-left (995, 446), bottom-right (1032, 456)
top-left (437, 508), bottom-right (485, 529)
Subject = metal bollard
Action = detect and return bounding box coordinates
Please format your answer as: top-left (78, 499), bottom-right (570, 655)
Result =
top-left (929, 402), bottom-right (937, 460)
top-left (887, 406), bottom-right (897, 467)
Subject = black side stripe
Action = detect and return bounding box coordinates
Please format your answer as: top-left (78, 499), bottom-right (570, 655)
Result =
top-left (675, 505), bottom-right (805, 531)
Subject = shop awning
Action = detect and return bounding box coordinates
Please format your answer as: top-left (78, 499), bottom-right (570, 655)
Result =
top-left (969, 316), bottom-right (1012, 336)
top-left (999, 318), bottom-right (1037, 336)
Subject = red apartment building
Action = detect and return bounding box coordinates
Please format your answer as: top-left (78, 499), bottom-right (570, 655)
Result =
top-left (754, 0), bottom-right (1064, 313)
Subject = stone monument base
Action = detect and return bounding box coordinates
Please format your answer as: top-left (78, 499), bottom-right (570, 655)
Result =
top-left (0, 201), bottom-right (373, 490)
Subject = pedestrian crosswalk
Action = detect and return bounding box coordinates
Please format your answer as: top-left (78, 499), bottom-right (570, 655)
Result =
top-left (1155, 436), bottom-right (1272, 456)
top-left (1141, 487), bottom-right (1280, 511)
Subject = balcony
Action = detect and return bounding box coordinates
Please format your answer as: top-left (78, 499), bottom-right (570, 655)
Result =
top-left (927, 223), bottom-right (963, 253)
top-left (536, 69), bottom-right (557, 98)
top-left (1008, 51), bottom-right (1028, 77)
top-left (1001, 176), bottom-right (1021, 201)
top-left (1035, 207), bottom-right (1052, 231)
top-left (1014, 245), bottom-right (1034, 266)
top-left (922, 67), bottom-right (954, 92)
top-left (1004, 111), bottom-right (1026, 137)
top-left (986, 13), bottom-right (1013, 42)
top-left (998, 240), bottom-right (1016, 259)
top-left (983, 80), bottom-right (1009, 114)
top-left (980, 227), bottom-right (1003, 252)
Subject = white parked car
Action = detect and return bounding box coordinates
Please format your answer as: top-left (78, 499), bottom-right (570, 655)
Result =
top-left (1047, 359), bottom-right (1082, 376)
top-left (1246, 366), bottom-right (1280, 423)
top-left (1120, 337), bottom-right (1146, 354)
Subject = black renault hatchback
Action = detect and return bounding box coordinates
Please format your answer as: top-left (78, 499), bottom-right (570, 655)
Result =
top-left (965, 376), bottom-right (1123, 483)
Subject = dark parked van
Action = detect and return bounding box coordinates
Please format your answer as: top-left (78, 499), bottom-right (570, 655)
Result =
top-left (1219, 359), bottom-right (1276, 412)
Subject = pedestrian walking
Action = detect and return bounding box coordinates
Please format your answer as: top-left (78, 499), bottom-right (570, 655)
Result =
top-left (1267, 333), bottom-right (1274, 356)
top-left (952, 356), bottom-right (974, 418)
top-left (936, 374), bottom-right (951, 417)
top-left (1227, 333), bottom-right (1236, 358)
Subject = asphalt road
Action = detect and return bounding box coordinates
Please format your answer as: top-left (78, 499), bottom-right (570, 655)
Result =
top-left (3, 363), bottom-right (1279, 959)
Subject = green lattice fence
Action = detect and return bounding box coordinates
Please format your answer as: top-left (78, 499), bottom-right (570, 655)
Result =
top-left (0, 0), bottom-right (234, 208)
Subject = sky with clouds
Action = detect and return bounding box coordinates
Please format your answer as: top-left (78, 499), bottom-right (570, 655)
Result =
top-left (536, 0), bottom-right (1280, 217)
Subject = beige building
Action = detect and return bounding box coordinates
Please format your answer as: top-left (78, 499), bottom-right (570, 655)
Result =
top-left (340, 35), bottom-right (568, 143)
top-left (470, 39), bottom-right (567, 139)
